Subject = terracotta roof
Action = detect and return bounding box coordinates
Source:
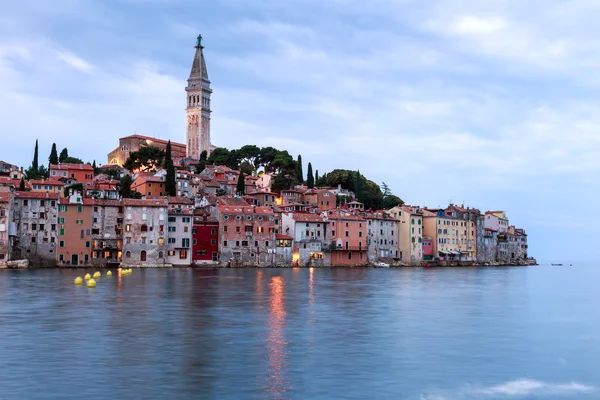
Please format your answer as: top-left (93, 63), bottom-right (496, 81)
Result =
top-left (0, 192), bottom-right (10, 203)
top-left (0, 177), bottom-right (29, 189)
top-left (16, 191), bottom-right (60, 199)
top-left (136, 175), bottom-right (164, 184)
top-left (123, 198), bottom-right (168, 207)
top-left (168, 209), bottom-right (193, 216)
top-left (218, 205), bottom-right (274, 215)
top-left (168, 196), bottom-right (194, 205)
top-left (246, 191), bottom-right (278, 196)
top-left (217, 197), bottom-right (252, 207)
top-left (276, 234), bottom-right (293, 240)
top-left (122, 134), bottom-right (185, 148)
top-left (29, 179), bottom-right (65, 186)
top-left (292, 213), bottom-right (327, 223)
top-left (94, 199), bottom-right (122, 207)
top-left (50, 163), bottom-right (94, 171)
top-left (59, 197), bottom-right (94, 205)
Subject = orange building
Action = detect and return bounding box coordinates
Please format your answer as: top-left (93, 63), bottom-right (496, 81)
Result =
top-left (57, 192), bottom-right (94, 266)
top-left (50, 163), bottom-right (95, 183)
top-left (132, 174), bottom-right (165, 198)
top-left (29, 178), bottom-right (65, 194)
top-left (328, 211), bottom-right (367, 266)
top-left (304, 189), bottom-right (336, 211)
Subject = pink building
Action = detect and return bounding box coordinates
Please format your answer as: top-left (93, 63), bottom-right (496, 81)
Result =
top-left (328, 210), bottom-right (367, 266)
top-left (422, 237), bottom-right (433, 260)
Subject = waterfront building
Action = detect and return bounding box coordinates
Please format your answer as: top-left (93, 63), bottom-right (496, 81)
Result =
top-left (91, 199), bottom-right (123, 267)
top-left (422, 236), bottom-right (433, 260)
top-left (388, 205), bottom-right (423, 265)
top-left (216, 205), bottom-right (277, 265)
top-left (476, 214), bottom-right (487, 263)
top-left (192, 207), bottom-right (219, 264)
top-left (0, 161), bottom-right (20, 177)
top-left (57, 191), bottom-right (93, 266)
top-left (515, 228), bottom-right (528, 259)
top-left (185, 34), bottom-right (212, 159)
top-left (479, 228), bottom-right (499, 262)
top-left (328, 210), bottom-right (367, 266)
top-left (12, 191), bottom-right (59, 266)
top-left (364, 210), bottom-right (399, 262)
top-left (484, 211), bottom-right (509, 233)
top-left (281, 212), bottom-right (330, 266)
top-left (0, 189), bottom-right (14, 266)
top-left (167, 208), bottom-right (193, 266)
top-left (121, 198), bottom-right (168, 266)
top-left (445, 204), bottom-right (478, 260)
top-left (49, 163), bottom-right (95, 183)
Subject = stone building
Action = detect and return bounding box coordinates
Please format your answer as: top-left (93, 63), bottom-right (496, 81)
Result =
top-left (216, 205), bottom-right (277, 265)
top-left (176, 170), bottom-right (192, 198)
top-left (167, 208), bottom-right (193, 266)
top-left (57, 192), bottom-right (94, 266)
top-left (476, 214), bottom-right (487, 263)
top-left (479, 228), bottom-right (498, 263)
top-left (0, 188), bottom-right (14, 266)
top-left (122, 198), bottom-right (168, 267)
top-left (281, 212), bottom-right (330, 267)
top-left (91, 199), bottom-right (123, 267)
top-left (12, 191), bottom-right (60, 266)
top-left (365, 210), bottom-right (399, 262)
top-left (107, 134), bottom-right (187, 167)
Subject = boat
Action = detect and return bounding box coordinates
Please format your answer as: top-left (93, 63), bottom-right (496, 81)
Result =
top-left (374, 262), bottom-right (390, 268)
top-left (551, 263), bottom-right (563, 266)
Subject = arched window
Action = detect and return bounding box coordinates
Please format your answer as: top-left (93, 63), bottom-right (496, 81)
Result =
top-left (140, 250), bottom-right (147, 262)
top-left (158, 251), bottom-right (164, 259)
top-left (412, 237), bottom-right (415, 243)
top-left (125, 251), bottom-right (131, 258)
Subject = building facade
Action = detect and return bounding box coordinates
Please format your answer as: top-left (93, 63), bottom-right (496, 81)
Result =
top-left (57, 193), bottom-right (93, 266)
top-left (0, 189), bottom-right (13, 266)
top-left (122, 199), bottom-right (168, 266)
top-left (365, 211), bottom-right (399, 262)
top-left (167, 209), bottom-right (193, 266)
top-left (192, 207), bottom-right (219, 264)
top-left (328, 211), bottom-right (367, 266)
top-left (91, 199), bottom-right (123, 267)
top-left (282, 212), bottom-right (330, 266)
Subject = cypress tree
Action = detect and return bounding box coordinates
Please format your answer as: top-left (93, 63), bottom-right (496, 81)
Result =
top-left (306, 162), bottom-right (314, 189)
top-left (32, 140), bottom-right (39, 171)
top-left (59, 148), bottom-right (69, 163)
top-left (296, 155), bottom-right (303, 183)
top-left (165, 140), bottom-right (176, 196)
top-left (19, 177), bottom-right (25, 191)
top-left (236, 171), bottom-right (245, 196)
top-left (355, 170), bottom-right (362, 202)
top-left (49, 143), bottom-right (58, 165)
top-left (315, 170), bottom-right (319, 187)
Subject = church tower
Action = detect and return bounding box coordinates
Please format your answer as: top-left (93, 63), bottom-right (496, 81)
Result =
top-left (185, 34), bottom-right (212, 159)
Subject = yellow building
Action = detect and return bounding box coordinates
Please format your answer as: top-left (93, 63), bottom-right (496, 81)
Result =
top-left (387, 205), bottom-right (423, 265)
top-left (422, 206), bottom-right (477, 260)
top-left (29, 179), bottom-right (64, 195)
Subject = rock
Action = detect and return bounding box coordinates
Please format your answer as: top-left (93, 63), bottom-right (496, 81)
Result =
top-left (6, 259), bottom-right (29, 269)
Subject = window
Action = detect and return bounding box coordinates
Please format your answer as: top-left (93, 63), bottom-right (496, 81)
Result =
top-left (32, 223), bottom-right (37, 231)
top-left (223, 226), bottom-right (228, 232)
top-left (86, 241), bottom-right (90, 248)
top-left (345, 231), bottom-right (349, 237)
top-left (211, 239), bottom-right (216, 245)
top-left (257, 227), bottom-right (263, 233)
top-left (141, 237), bottom-right (146, 244)
top-left (332, 230), bottom-right (336, 236)
top-left (168, 227), bottom-right (176, 232)
top-left (168, 238), bottom-right (176, 244)
top-left (168, 217), bottom-right (176, 223)
top-left (77, 205), bottom-right (82, 213)
top-left (141, 224), bottom-right (148, 232)
top-left (348, 252), bottom-right (352, 260)
top-left (158, 237), bottom-right (164, 246)
top-left (179, 250), bottom-right (187, 259)
top-left (126, 237), bottom-right (131, 244)
top-left (241, 240), bottom-right (248, 247)
top-left (359, 231), bottom-right (363, 237)
top-left (211, 228), bottom-right (216, 235)
top-left (223, 240), bottom-right (228, 247)
top-left (182, 238), bottom-right (190, 248)
top-left (140, 251), bottom-right (146, 262)
top-left (59, 228), bottom-right (64, 236)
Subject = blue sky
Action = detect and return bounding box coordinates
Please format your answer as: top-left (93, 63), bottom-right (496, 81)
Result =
top-left (1, 0), bottom-right (598, 261)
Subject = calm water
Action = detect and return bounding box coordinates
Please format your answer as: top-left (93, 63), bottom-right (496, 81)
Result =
top-left (0, 265), bottom-right (598, 400)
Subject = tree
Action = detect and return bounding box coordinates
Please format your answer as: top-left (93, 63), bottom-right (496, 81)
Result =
top-left (355, 170), bottom-right (363, 202)
top-left (165, 140), bottom-right (176, 196)
top-left (383, 194), bottom-right (404, 209)
top-left (207, 147), bottom-right (231, 166)
top-left (269, 150), bottom-right (294, 174)
top-left (49, 143), bottom-right (58, 165)
top-left (236, 171), bottom-right (245, 196)
top-left (271, 171), bottom-right (291, 193)
top-left (119, 175), bottom-right (136, 198)
top-left (63, 156), bottom-right (84, 164)
top-left (239, 145), bottom-right (261, 169)
top-left (92, 160), bottom-right (99, 175)
top-left (196, 150), bottom-right (208, 174)
top-left (32, 140), bottom-right (39, 171)
top-left (381, 182), bottom-right (391, 198)
top-left (306, 162), bottom-right (314, 188)
top-left (296, 155), bottom-right (303, 183)
top-left (216, 188), bottom-right (226, 196)
top-left (239, 161), bottom-right (254, 176)
top-left (64, 183), bottom-right (84, 197)
top-left (59, 148), bottom-right (69, 163)
top-left (258, 146), bottom-right (279, 169)
top-left (315, 170), bottom-right (319, 187)
top-left (124, 146), bottom-right (164, 172)
top-left (19, 177), bottom-right (25, 191)
top-left (316, 171), bottom-right (328, 187)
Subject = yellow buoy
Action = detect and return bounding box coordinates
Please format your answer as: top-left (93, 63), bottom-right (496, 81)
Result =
top-left (106, 270), bottom-right (112, 277)
top-left (74, 277), bottom-right (83, 285)
top-left (84, 273), bottom-right (91, 280)
top-left (87, 278), bottom-right (96, 288)
top-left (93, 271), bottom-right (101, 279)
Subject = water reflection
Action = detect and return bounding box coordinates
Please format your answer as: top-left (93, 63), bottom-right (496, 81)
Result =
top-left (264, 276), bottom-right (289, 399)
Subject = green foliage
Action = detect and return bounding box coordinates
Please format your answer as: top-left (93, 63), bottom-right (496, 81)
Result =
top-left (239, 161), bottom-right (254, 175)
top-left (165, 141), bottom-right (176, 196)
top-left (316, 171), bottom-right (328, 187)
top-left (63, 156), bottom-right (84, 164)
top-left (271, 171), bottom-right (291, 193)
top-left (65, 183), bottom-right (84, 197)
top-left (258, 147), bottom-right (278, 168)
top-left (207, 147), bottom-right (231, 166)
top-left (326, 169), bottom-right (383, 210)
top-left (124, 146), bottom-right (164, 172)
top-left (49, 143), bottom-right (58, 165)
top-left (236, 171), bottom-right (245, 196)
top-left (381, 182), bottom-right (391, 197)
top-left (118, 175), bottom-right (136, 199)
top-left (200, 150), bottom-right (208, 161)
top-left (216, 188), bottom-right (226, 196)
top-left (307, 162), bottom-right (314, 189)
top-left (59, 148), bottom-right (69, 163)
top-left (239, 145), bottom-right (261, 168)
top-left (296, 155), bottom-right (303, 183)
top-left (19, 177), bottom-right (25, 191)
top-left (103, 167), bottom-right (121, 180)
top-left (315, 169), bottom-right (319, 186)
top-left (383, 194), bottom-right (404, 209)
top-left (32, 140), bottom-right (39, 171)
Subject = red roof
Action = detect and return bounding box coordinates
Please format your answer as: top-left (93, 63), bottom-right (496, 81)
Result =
top-left (29, 179), bottom-right (65, 186)
top-left (292, 213), bottom-right (326, 223)
top-left (122, 134), bottom-right (185, 148)
top-left (59, 197), bottom-right (94, 205)
top-left (15, 191), bottom-right (60, 199)
top-left (123, 198), bottom-right (168, 207)
top-left (168, 209), bottom-right (193, 216)
top-left (276, 234), bottom-right (293, 240)
top-left (168, 196), bottom-right (194, 205)
top-left (50, 163), bottom-right (94, 171)
top-left (0, 192), bottom-right (10, 203)
top-left (94, 199), bottom-right (122, 207)
top-left (218, 205), bottom-right (274, 215)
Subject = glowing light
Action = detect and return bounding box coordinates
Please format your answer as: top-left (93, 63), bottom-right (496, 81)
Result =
top-left (275, 197), bottom-right (282, 206)
top-left (264, 276), bottom-right (288, 398)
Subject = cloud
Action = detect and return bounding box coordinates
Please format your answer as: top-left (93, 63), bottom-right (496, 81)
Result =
top-left (57, 51), bottom-right (93, 72)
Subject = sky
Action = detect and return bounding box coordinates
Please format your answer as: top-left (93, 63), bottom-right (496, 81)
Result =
top-left (1, 0), bottom-right (599, 261)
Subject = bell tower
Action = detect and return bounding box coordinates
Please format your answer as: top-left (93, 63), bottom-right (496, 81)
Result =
top-left (185, 34), bottom-right (212, 159)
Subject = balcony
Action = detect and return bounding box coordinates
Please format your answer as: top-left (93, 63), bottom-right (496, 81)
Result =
top-left (245, 231), bottom-right (252, 237)
top-left (330, 245), bottom-right (365, 252)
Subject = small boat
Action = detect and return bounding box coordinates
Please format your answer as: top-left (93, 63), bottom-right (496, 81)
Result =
top-left (551, 263), bottom-right (563, 266)
top-left (374, 262), bottom-right (390, 268)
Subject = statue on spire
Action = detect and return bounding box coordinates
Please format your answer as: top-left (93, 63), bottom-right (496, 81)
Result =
top-left (196, 34), bottom-right (203, 47)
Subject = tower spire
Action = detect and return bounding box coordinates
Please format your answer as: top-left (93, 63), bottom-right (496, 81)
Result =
top-left (185, 34), bottom-right (212, 159)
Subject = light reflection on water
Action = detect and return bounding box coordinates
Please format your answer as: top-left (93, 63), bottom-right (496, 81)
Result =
top-left (0, 265), bottom-right (598, 400)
